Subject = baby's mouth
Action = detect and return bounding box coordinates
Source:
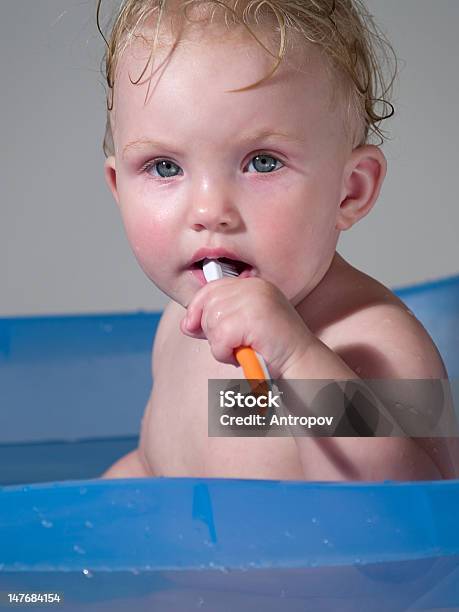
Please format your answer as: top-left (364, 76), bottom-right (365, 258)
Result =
top-left (191, 257), bottom-right (253, 276)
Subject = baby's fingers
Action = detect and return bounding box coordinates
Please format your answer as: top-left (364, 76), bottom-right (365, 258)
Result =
top-left (207, 321), bottom-right (240, 367)
top-left (180, 312), bottom-right (206, 339)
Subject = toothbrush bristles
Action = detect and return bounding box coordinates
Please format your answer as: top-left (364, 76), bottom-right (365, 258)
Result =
top-left (202, 258), bottom-right (239, 281)
top-left (219, 262), bottom-right (239, 277)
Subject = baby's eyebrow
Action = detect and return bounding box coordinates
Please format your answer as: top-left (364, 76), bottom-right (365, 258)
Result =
top-left (122, 130), bottom-right (303, 159)
top-left (122, 138), bottom-right (180, 159)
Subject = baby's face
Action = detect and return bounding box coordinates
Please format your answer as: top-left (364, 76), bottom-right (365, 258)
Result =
top-left (105, 25), bottom-right (352, 308)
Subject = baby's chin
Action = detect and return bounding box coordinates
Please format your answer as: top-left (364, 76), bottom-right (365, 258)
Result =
top-left (148, 277), bottom-right (191, 310)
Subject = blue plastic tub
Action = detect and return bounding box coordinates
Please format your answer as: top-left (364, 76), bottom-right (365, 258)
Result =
top-left (1, 274), bottom-right (458, 610)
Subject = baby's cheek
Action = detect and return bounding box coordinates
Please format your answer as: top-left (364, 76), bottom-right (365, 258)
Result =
top-left (122, 210), bottom-right (173, 276)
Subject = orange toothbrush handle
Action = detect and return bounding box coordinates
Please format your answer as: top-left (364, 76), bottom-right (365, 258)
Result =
top-left (234, 347), bottom-right (265, 379)
top-left (234, 346), bottom-right (269, 396)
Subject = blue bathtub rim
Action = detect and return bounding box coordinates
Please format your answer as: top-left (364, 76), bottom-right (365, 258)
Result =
top-left (393, 272), bottom-right (459, 296)
top-left (3, 475), bottom-right (459, 494)
top-left (2, 476), bottom-right (459, 573)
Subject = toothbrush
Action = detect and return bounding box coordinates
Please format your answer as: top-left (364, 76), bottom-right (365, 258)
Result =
top-left (202, 258), bottom-right (272, 396)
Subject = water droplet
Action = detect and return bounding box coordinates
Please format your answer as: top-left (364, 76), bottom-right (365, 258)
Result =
top-left (131, 568), bottom-right (140, 576)
top-left (41, 520), bottom-right (53, 528)
top-left (355, 557), bottom-right (362, 564)
top-left (84, 520), bottom-right (94, 529)
top-left (311, 517), bottom-right (318, 524)
top-left (197, 596), bottom-right (204, 608)
top-left (79, 487), bottom-right (88, 495)
top-left (178, 533), bottom-right (184, 540)
top-left (280, 589), bottom-right (286, 598)
top-left (284, 530), bottom-right (293, 539)
top-left (323, 538), bottom-right (329, 545)
top-left (73, 545), bottom-right (86, 555)
top-left (354, 366), bottom-right (362, 375)
top-left (82, 568), bottom-right (93, 578)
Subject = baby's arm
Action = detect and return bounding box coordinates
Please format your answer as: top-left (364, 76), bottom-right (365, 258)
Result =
top-left (101, 304), bottom-right (173, 479)
top-left (101, 446), bottom-right (152, 479)
top-left (281, 305), bottom-right (459, 481)
top-left (100, 389), bottom-right (155, 479)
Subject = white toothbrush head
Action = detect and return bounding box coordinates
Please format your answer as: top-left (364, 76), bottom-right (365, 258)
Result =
top-left (202, 259), bottom-right (223, 282)
top-left (202, 258), bottom-right (239, 282)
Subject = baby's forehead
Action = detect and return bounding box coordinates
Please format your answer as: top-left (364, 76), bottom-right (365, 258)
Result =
top-left (115, 21), bottom-right (334, 94)
top-left (111, 20), bottom-right (349, 148)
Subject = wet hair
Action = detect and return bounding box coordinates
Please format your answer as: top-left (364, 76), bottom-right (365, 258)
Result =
top-left (96, 0), bottom-right (397, 157)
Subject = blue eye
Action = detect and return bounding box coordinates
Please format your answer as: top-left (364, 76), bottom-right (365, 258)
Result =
top-left (247, 153), bottom-right (283, 173)
top-left (146, 159), bottom-right (182, 179)
top-left (142, 152), bottom-right (283, 179)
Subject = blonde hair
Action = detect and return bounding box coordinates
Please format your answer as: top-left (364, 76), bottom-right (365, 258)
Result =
top-left (97, 0), bottom-right (397, 158)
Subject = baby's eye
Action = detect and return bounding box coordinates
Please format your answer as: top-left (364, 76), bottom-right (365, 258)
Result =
top-left (246, 153), bottom-right (283, 174)
top-left (145, 159), bottom-right (183, 179)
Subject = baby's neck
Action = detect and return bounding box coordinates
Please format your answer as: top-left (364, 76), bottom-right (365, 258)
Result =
top-left (295, 251), bottom-right (351, 333)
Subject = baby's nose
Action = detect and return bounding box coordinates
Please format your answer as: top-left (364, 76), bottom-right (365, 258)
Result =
top-left (188, 186), bottom-right (241, 232)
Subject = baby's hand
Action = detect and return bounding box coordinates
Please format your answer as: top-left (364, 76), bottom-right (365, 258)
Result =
top-left (180, 277), bottom-right (313, 378)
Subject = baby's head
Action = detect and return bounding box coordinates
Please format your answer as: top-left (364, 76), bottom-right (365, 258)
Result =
top-left (98, 0), bottom-right (397, 307)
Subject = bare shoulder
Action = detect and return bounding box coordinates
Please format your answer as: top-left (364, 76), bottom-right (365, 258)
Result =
top-left (337, 298), bottom-right (447, 379)
top-left (151, 299), bottom-right (186, 377)
top-left (318, 261), bottom-right (448, 379)
top-left (318, 261), bottom-right (458, 479)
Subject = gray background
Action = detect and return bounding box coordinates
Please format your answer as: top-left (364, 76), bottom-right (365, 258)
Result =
top-left (1, 0), bottom-right (458, 317)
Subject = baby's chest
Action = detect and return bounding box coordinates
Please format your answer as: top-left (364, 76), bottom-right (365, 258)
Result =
top-left (145, 345), bottom-right (237, 470)
top-left (144, 342), bottom-right (303, 478)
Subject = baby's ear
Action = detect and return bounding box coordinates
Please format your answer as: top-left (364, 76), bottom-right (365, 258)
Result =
top-left (104, 156), bottom-right (120, 207)
top-left (336, 145), bottom-right (387, 230)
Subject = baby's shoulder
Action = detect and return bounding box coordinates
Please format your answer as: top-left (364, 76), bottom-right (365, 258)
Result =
top-left (321, 270), bottom-right (447, 379)
top-left (151, 299), bottom-right (186, 377)
top-left (150, 298), bottom-right (216, 377)
top-left (340, 301), bottom-right (445, 378)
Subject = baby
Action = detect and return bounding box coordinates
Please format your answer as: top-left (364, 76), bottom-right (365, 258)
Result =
top-left (97, 0), bottom-right (458, 481)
